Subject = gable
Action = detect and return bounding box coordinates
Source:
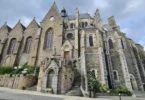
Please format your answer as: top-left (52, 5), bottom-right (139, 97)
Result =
top-left (41, 2), bottom-right (62, 26)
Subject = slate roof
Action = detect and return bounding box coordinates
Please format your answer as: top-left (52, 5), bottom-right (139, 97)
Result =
top-left (85, 24), bottom-right (96, 29)
top-left (68, 13), bottom-right (93, 20)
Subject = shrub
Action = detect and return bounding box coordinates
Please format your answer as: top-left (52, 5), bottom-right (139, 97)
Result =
top-left (21, 86), bottom-right (26, 90)
top-left (100, 84), bottom-right (110, 93)
top-left (113, 86), bottom-right (132, 95)
top-left (0, 67), bottom-right (14, 75)
top-left (88, 71), bottom-right (101, 92)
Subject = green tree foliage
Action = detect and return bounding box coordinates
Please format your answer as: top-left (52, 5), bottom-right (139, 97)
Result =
top-left (88, 70), bottom-right (101, 92)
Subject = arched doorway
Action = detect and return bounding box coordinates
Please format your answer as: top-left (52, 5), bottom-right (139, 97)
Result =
top-left (47, 70), bottom-right (55, 88)
top-left (64, 45), bottom-right (70, 60)
top-left (130, 74), bottom-right (138, 90)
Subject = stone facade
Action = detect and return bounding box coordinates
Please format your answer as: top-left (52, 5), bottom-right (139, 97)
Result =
top-left (0, 2), bottom-right (145, 95)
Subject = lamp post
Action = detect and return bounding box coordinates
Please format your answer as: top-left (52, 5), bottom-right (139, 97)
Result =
top-left (11, 66), bottom-right (21, 89)
top-left (119, 93), bottom-right (121, 100)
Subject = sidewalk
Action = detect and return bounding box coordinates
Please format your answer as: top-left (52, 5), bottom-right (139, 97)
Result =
top-left (0, 87), bottom-right (110, 100)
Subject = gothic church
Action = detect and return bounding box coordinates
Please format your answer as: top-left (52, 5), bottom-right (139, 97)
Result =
top-left (0, 2), bottom-right (145, 95)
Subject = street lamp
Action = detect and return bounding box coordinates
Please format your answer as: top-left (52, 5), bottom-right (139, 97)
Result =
top-left (119, 93), bottom-right (121, 100)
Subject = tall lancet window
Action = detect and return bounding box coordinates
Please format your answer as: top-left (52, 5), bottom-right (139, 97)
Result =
top-left (121, 39), bottom-right (124, 49)
top-left (113, 70), bottom-right (118, 80)
top-left (85, 22), bottom-right (88, 27)
top-left (8, 38), bottom-right (16, 54)
top-left (70, 23), bottom-right (73, 29)
top-left (89, 36), bottom-right (94, 47)
top-left (108, 39), bottom-right (113, 49)
top-left (45, 28), bottom-right (53, 49)
top-left (24, 36), bottom-right (32, 53)
top-left (82, 22), bottom-right (84, 28)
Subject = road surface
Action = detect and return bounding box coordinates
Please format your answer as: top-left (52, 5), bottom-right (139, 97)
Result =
top-left (0, 90), bottom-right (63, 100)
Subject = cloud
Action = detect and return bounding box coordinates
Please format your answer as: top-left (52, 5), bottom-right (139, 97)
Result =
top-left (0, 0), bottom-right (145, 48)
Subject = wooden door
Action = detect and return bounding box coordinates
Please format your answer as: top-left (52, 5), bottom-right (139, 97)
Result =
top-left (64, 51), bottom-right (70, 60)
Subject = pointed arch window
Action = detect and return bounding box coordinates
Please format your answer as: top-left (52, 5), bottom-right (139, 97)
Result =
top-left (85, 22), bottom-right (88, 27)
top-left (24, 36), bottom-right (32, 53)
top-left (108, 39), bottom-right (113, 49)
top-left (70, 23), bottom-right (73, 29)
top-left (121, 39), bottom-right (124, 49)
top-left (82, 22), bottom-right (84, 28)
top-left (113, 70), bottom-right (118, 80)
top-left (45, 28), bottom-right (53, 49)
top-left (89, 35), bottom-right (94, 47)
top-left (8, 38), bottom-right (16, 54)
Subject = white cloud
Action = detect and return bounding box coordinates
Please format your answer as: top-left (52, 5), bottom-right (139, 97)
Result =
top-left (93, 0), bottom-right (109, 9)
top-left (122, 0), bottom-right (144, 14)
top-left (21, 16), bottom-right (32, 26)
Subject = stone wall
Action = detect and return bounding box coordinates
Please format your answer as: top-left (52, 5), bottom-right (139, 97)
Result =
top-left (61, 65), bottom-right (74, 94)
top-left (0, 75), bottom-right (37, 89)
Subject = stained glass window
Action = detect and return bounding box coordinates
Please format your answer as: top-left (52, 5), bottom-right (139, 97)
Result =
top-left (45, 28), bottom-right (53, 49)
top-left (89, 36), bottom-right (93, 47)
top-left (8, 38), bottom-right (16, 54)
top-left (108, 39), bottom-right (113, 49)
top-left (24, 36), bottom-right (32, 53)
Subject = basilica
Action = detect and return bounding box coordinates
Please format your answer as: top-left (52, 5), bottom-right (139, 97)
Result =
top-left (0, 2), bottom-right (145, 95)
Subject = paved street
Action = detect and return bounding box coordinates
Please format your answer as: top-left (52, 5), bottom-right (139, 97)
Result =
top-left (0, 90), bottom-right (63, 100)
top-left (98, 96), bottom-right (145, 100)
top-left (0, 87), bottom-right (144, 100)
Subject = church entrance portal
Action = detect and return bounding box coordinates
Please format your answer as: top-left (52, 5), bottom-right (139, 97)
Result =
top-left (47, 70), bottom-right (55, 88)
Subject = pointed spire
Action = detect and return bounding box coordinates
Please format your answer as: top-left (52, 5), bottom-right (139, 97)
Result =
top-left (18, 19), bottom-right (21, 23)
top-left (1, 21), bottom-right (7, 27)
top-left (4, 21), bottom-right (7, 25)
top-left (95, 9), bottom-right (99, 15)
top-left (108, 16), bottom-right (117, 29)
top-left (76, 8), bottom-right (79, 13)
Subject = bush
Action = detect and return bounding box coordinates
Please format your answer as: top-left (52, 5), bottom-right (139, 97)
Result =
top-left (100, 84), bottom-right (110, 93)
top-left (88, 71), bottom-right (101, 92)
top-left (0, 67), bottom-right (14, 75)
top-left (21, 86), bottom-right (26, 90)
top-left (113, 87), bottom-right (132, 95)
top-left (0, 63), bottom-right (39, 76)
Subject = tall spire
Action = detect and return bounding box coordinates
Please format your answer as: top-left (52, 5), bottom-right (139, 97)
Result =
top-left (108, 16), bottom-right (117, 29)
top-left (95, 9), bottom-right (101, 21)
top-left (75, 8), bottom-right (79, 29)
top-left (94, 9), bottom-right (102, 30)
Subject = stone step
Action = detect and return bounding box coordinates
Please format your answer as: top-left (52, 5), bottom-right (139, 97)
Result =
top-left (66, 88), bottom-right (82, 96)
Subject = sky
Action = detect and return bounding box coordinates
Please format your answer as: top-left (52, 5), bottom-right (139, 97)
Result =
top-left (0, 0), bottom-right (145, 48)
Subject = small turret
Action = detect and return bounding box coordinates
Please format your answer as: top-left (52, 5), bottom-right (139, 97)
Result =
top-left (108, 16), bottom-right (117, 29)
top-left (75, 8), bottom-right (79, 29)
top-left (94, 9), bottom-right (102, 30)
top-left (61, 7), bottom-right (67, 18)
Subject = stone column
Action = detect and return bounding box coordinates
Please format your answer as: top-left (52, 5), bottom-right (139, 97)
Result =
top-left (31, 28), bottom-right (41, 65)
top-left (80, 30), bottom-right (88, 91)
top-left (0, 43), bottom-right (4, 55)
top-left (37, 61), bottom-right (45, 92)
top-left (117, 43), bottom-right (133, 91)
top-left (99, 47), bottom-right (107, 84)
